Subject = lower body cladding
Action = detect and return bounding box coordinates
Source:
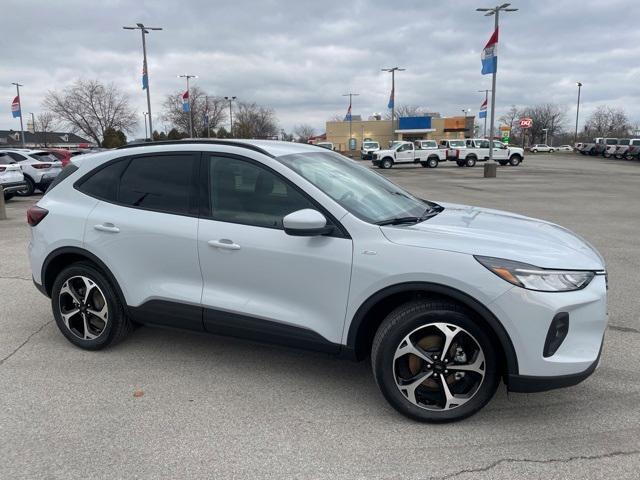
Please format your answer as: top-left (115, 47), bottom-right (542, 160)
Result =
top-left (491, 274), bottom-right (608, 392)
top-left (2, 180), bottom-right (28, 195)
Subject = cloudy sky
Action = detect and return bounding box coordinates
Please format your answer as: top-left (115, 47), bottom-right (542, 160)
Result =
top-left (2, 0), bottom-right (639, 139)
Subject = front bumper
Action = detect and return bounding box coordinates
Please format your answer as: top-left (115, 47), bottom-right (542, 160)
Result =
top-left (489, 274), bottom-right (607, 385)
top-left (2, 181), bottom-right (27, 194)
top-left (372, 158), bottom-right (381, 166)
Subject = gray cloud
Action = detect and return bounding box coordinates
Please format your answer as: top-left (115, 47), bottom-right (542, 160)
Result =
top-left (2, 0), bottom-right (640, 138)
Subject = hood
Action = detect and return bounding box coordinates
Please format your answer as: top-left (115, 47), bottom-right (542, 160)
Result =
top-left (381, 202), bottom-right (605, 270)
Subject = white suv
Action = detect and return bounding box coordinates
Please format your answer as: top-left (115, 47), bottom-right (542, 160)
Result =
top-left (28, 140), bottom-right (608, 422)
top-left (1, 149), bottom-right (63, 195)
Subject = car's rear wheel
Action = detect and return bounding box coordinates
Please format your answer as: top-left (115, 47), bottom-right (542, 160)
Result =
top-left (427, 157), bottom-right (439, 168)
top-left (51, 262), bottom-right (132, 350)
top-left (371, 301), bottom-right (500, 422)
top-left (16, 176), bottom-right (35, 196)
top-left (465, 156), bottom-right (477, 167)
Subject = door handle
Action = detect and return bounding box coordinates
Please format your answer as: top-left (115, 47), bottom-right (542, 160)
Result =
top-left (208, 239), bottom-right (241, 250)
top-left (94, 223), bottom-right (120, 233)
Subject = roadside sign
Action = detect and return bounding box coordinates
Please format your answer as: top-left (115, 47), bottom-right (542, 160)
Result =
top-left (519, 118), bottom-right (533, 128)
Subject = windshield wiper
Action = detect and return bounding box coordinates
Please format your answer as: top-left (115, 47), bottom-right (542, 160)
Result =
top-left (376, 204), bottom-right (444, 226)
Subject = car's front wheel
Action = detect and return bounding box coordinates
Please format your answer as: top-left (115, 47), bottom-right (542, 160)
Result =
top-left (51, 262), bottom-right (133, 350)
top-left (372, 301), bottom-right (500, 422)
top-left (16, 176), bottom-right (35, 196)
top-left (381, 158), bottom-right (393, 169)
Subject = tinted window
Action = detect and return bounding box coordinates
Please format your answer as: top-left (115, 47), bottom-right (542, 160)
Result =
top-left (0, 153), bottom-right (16, 164)
top-left (78, 159), bottom-right (130, 201)
top-left (208, 156), bottom-right (314, 229)
top-left (46, 164), bottom-right (79, 194)
top-left (6, 152), bottom-right (27, 162)
top-left (118, 155), bottom-right (195, 215)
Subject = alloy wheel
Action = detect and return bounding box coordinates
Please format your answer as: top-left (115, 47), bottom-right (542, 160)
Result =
top-left (58, 275), bottom-right (109, 340)
top-left (393, 322), bottom-right (486, 411)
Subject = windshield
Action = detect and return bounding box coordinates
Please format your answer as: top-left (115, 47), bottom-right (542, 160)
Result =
top-left (448, 140), bottom-right (465, 147)
top-left (363, 142), bottom-right (379, 149)
top-left (278, 151), bottom-right (429, 224)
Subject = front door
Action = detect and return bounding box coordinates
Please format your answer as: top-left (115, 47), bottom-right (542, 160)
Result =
top-left (197, 154), bottom-right (353, 350)
top-left (395, 143), bottom-right (415, 163)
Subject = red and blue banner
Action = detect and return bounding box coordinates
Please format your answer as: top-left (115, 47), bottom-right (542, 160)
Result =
top-left (479, 98), bottom-right (488, 118)
top-left (142, 61), bottom-right (148, 90)
top-left (11, 96), bottom-right (20, 118)
top-left (481, 28), bottom-right (498, 75)
top-left (182, 91), bottom-right (190, 113)
top-left (344, 103), bottom-right (352, 121)
top-left (387, 88), bottom-right (394, 109)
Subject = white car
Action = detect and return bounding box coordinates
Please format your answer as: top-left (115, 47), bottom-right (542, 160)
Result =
top-left (0, 149), bottom-right (63, 196)
top-left (0, 152), bottom-right (27, 200)
top-left (360, 141), bottom-right (380, 160)
top-left (372, 141), bottom-right (445, 169)
top-left (557, 145), bottom-right (573, 152)
top-left (530, 144), bottom-right (555, 153)
top-left (29, 140), bottom-right (607, 422)
top-left (315, 142), bottom-right (334, 151)
top-left (460, 139), bottom-right (525, 167)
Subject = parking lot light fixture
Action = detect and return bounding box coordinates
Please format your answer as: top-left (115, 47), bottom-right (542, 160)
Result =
top-left (178, 75), bottom-right (197, 138)
top-left (574, 82), bottom-right (583, 145)
top-left (476, 3), bottom-right (518, 177)
top-left (381, 67), bottom-right (405, 145)
top-left (123, 23), bottom-right (162, 142)
top-left (224, 96), bottom-right (237, 138)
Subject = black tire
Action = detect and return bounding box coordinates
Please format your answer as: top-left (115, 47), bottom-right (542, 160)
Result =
top-left (427, 157), bottom-right (439, 168)
top-left (509, 155), bottom-right (522, 166)
top-left (456, 161), bottom-right (465, 167)
top-left (531, 149), bottom-right (538, 153)
top-left (3, 192), bottom-right (15, 201)
top-left (51, 261), bottom-right (133, 350)
top-left (465, 156), bottom-right (477, 167)
top-left (420, 162), bottom-right (429, 168)
top-left (371, 300), bottom-right (500, 423)
top-left (381, 158), bottom-right (393, 169)
top-left (16, 176), bottom-right (35, 197)
top-left (498, 161), bottom-right (508, 166)
top-left (603, 152), bottom-right (611, 158)
top-left (549, 149), bottom-right (555, 153)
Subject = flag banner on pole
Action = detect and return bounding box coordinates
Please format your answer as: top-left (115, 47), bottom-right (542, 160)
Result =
top-left (203, 114), bottom-right (209, 127)
top-left (11, 96), bottom-right (20, 118)
top-left (142, 61), bottom-right (148, 90)
top-left (481, 28), bottom-right (498, 75)
top-left (182, 91), bottom-right (190, 113)
top-left (344, 104), bottom-right (352, 121)
top-left (387, 88), bottom-right (394, 109)
top-left (479, 98), bottom-right (488, 118)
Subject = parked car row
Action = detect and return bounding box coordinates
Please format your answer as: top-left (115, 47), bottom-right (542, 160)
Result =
top-left (576, 138), bottom-right (640, 159)
top-left (0, 148), bottom-right (84, 200)
top-left (371, 139), bottom-right (525, 169)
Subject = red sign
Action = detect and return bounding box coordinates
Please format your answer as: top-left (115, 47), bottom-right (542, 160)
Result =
top-left (519, 118), bottom-right (533, 128)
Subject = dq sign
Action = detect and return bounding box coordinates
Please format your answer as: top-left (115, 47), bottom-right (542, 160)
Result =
top-left (519, 117), bottom-right (533, 128)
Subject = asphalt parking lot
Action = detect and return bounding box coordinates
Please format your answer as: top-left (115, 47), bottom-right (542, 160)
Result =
top-left (1, 153), bottom-right (639, 479)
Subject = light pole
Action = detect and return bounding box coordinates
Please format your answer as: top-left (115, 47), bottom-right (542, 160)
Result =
top-left (178, 74), bottom-right (197, 138)
top-left (11, 82), bottom-right (25, 148)
top-left (542, 128), bottom-right (549, 145)
top-left (382, 67), bottom-right (405, 145)
top-left (225, 96), bottom-right (236, 137)
top-left (29, 112), bottom-right (36, 133)
top-left (143, 112), bottom-right (149, 140)
top-left (123, 23), bottom-right (162, 142)
top-left (476, 3), bottom-right (518, 173)
top-left (478, 89), bottom-right (490, 137)
top-left (574, 82), bottom-right (582, 145)
top-left (342, 92), bottom-right (359, 152)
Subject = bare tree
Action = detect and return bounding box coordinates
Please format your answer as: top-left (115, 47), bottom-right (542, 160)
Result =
top-left (161, 86), bottom-right (227, 137)
top-left (384, 105), bottom-right (428, 120)
top-left (519, 103), bottom-right (567, 144)
top-left (293, 124), bottom-right (316, 143)
top-left (44, 79), bottom-right (137, 146)
top-left (233, 102), bottom-right (279, 139)
top-left (584, 105), bottom-right (631, 138)
top-left (35, 112), bottom-right (58, 147)
top-left (499, 105), bottom-right (521, 135)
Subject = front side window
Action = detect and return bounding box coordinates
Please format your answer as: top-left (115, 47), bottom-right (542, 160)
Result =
top-left (397, 144), bottom-right (412, 152)
top-left (278, 151), bottom-right (429, 224)
top-left (208, 156), bottom-right (314, 229)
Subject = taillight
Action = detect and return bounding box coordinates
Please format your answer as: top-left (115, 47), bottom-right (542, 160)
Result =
top-left (32, 163), bottom-right (52, 169)
top-left (27, 206), bottom-right (49, 226)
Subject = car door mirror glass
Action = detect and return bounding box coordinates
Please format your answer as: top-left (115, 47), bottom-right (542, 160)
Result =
top-left (283, 209), bottom-right (333, 236)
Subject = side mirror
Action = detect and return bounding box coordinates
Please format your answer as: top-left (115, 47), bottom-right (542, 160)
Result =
top-left (283, 209), bottom-right (333, 236)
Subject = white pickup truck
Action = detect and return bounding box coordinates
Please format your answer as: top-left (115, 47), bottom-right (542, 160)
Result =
top-left (372, 141), bottom-right (445, 169)
top-left (452, 139), bottom-right (525, 167)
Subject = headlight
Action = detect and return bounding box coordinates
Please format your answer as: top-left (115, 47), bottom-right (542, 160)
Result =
top-left (475, 256), bottom-right (595, 292)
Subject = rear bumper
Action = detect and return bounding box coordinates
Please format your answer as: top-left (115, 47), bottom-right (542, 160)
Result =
top-left (507, 340), bottom-right (602, 392)
top-left (2, 181), bottom-right (27, 194)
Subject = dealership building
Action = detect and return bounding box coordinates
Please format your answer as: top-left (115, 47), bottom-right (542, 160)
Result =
top-left (325, 115), bottom-right (475, 151)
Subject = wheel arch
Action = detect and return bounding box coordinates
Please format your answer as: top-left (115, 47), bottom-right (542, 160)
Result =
top-left (41, 247), bottom-right (128, 309)
top-left (465, 153), bottom-right (478, 160)
top-left (345, 282), bottom-right (518, 375)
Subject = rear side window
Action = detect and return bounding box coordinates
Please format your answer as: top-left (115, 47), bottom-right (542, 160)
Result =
top-left (45, 164), bottom-right (79, 194)
top-left (0, 153), bottom-right (16, 164)
top-left (78, 159), bottom-right (130, 201)
top-left (118, 154), bottom-right (196, 215)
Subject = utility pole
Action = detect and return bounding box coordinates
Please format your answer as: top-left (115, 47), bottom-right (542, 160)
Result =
top-left (478, 89), bottom-right (490, 137)
top-left (143, 112), bottom-right (149, 140)
top-left (204, 95), bottom-right (211, 138)
top-left (542, 128), bottom-right (549, 145)
top-left (123, 23), bottom-right (162, 142)
top-left (342, 92), bottom-right (359, 152)
top-left (225, 96), bottom-right (236, 137)
top-left (476, 3), bottom-right (518, 176)
top-left (574, 82), bottom-right (582, 145)
top-left (11, 82), bottom-right (25, 148)
top-left (382, 67), bottom-right (405, 146)
top-left (178, 74), bottom-right (197, 138)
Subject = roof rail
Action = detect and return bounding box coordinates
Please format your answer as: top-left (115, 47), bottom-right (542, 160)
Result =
top-left (117, 139), bottom-right (274, 157)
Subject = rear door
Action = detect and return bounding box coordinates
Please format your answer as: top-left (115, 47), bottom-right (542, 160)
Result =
top-left (81, 152), bottom-right (203, 330)
top-left (197, 153), bottom-right (353, 349)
